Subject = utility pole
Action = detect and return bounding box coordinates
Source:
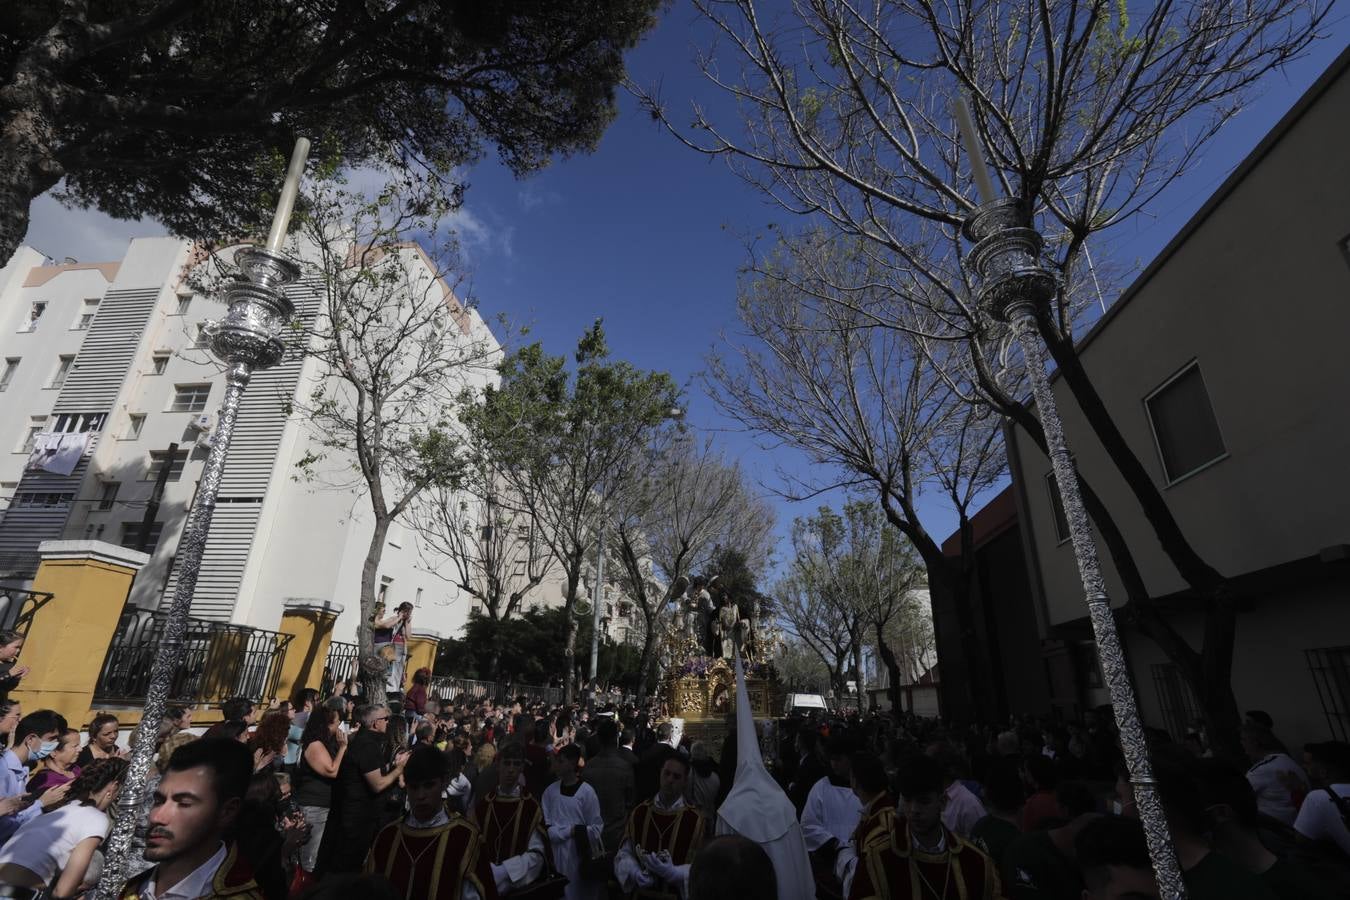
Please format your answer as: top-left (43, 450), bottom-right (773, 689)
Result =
top-left (136, 442), bottom-right (178, 553)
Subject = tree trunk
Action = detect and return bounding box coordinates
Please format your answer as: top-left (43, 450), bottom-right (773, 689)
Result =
top-left (562, 562), bottom-right (581, 705)
top-left (851, 639), bottom-right (866, 710)
top-left (635, 625), bottom-right (659, 705)
top-left (357, 514), bottom-right (392, 704)
top-left (874, 619), bottom-right (904, 713)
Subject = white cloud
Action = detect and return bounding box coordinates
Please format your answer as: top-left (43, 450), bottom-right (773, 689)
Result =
top-left (24, 190), bottom-right (168, 263)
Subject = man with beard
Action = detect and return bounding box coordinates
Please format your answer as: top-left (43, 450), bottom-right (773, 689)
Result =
top-left (119, 737), bottom-right (262, 899)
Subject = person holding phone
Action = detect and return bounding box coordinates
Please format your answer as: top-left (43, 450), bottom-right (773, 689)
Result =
top-left (0, 707), bottom-right (72, 844)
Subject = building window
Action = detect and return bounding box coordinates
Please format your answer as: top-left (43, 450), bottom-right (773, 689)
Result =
top-left (176, 294), bottom-right (192, 316)
top-left (1044, 472), bottom-right (1071, 545)
top-left (120, 521), bottom-right (165, 554)
top-left (169, 384), bottom-right (211, 413)
top-left (98, 482), bottom-right (121, 511)
top-left (49, 355), bottom-right (75, 389)
top-left (125, 414), bottom-right (146, 440)
top-left (1150, 663), bottom-right (1200, 742)
top-left (145, 450), bottom-right (188, 482)
top-left (1306, 645), bottom-right (1350, 741)
top-left (1144, 361), bottom-right (1227, 484)
top-left (377, 577), bottom-right (393, 606)
top-left (17, 416), bottom-right (47, 454)
top-left (151, 354), bottom-right (170, 375)
top-left (19, 302), bottom-right (46, 333)
top-left (74, 299), bottom-right (100, 330)
top-left (0, 358), bottom-right (18, 391)
top-left (415, 587), bottom-right (423, 608)
top-left (12, 492), bottom-right (75, 509)
top-left (193, 322), bottom-right (209, 348)
top-left (51, 412), bottom-right (105, 434)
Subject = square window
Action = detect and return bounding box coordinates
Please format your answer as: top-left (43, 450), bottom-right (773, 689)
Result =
top-left (20, 302), bottom-right (46, 333)
top-left (125, 414), bottom-right (146, 440)
top-left (151, 354), bottom-right (169, 375)
top-left (1144, 362), bottom-right (1227, 484)
top-left (74, 299), bottom-right (100, 330)
top-left (98, 482), bottom-right (120, 511)
top-left (145, 450), bottom-right (188, 482)
top-left (0, 358), bottom-right (18, 391)
top-left (18, 416), bottom-right (47, 454)
top-left (50, 355), bottom-right (75, 389)
top-left (169, 384), bottom-right (211, 413)
top-left (120, 521), bottom-right (165, 554)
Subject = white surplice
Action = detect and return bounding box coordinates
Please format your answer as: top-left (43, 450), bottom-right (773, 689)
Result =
top-left (542, 779), bottom-right (604, 900)
top-left (799, 776), bottom-right (863, 851)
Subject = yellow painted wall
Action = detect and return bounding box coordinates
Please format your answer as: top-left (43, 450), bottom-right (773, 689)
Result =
top-left (405, 636), bottom-right (439, 689)
top-left (276, 607), bottom-right (339, 701)
top-left (12, 548), bottom-right (144, 728)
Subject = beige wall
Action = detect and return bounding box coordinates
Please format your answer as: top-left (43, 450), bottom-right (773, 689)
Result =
top-left (1013, 61), bottom-right (1350, 629)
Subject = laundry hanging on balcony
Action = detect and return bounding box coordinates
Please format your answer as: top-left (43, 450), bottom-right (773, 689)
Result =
top-left (25, 431), bottom-right (90, 477)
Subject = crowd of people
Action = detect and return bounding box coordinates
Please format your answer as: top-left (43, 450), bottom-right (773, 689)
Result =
top-left (0, 618), bottom-right (1347, 900)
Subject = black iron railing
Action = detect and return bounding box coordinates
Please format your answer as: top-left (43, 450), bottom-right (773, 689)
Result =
top-left (1307, 645), bottom-right (1350, 741)
top-left (429, 675), bottom-right (563, 707)
top-left (0, 585), bottom-right (54, 639)
top-left (319, 641), bottom-right (360, 698)
top-left (94, 609), bottom-right (292, 707)
top-left (1150, 663), bottom-right (1200, 742)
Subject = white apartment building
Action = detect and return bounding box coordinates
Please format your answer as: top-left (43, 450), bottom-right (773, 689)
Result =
top-left (0, 235), bottom-right (500, 645)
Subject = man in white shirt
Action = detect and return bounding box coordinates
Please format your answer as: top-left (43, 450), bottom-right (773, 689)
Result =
top-left (1294, 740), bottom-right (1350, 855)
top-left (927, 744), bottom-right (984, 837)
top-left (800, 738), bottom-right (863, 853)
top-left (118, 736), bottom-right (260, 899)
top-left (1242, 724), bottom-right (1308, 826)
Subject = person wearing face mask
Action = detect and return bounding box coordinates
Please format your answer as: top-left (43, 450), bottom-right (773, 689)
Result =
top-left (0, 757), bottom-right (128, 895)
top-left (0, 708), bottom-right (71, 845)
top-left (27, 727), bottom-right (82, 793)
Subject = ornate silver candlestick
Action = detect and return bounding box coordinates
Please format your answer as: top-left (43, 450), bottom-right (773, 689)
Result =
top-left (96, 139), bottom-right (309, 898)
top-left (963, 197), bottom-right (1186, 899)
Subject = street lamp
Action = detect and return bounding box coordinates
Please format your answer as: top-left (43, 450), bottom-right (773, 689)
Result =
top-left (96, 139), bottom-right (310, 899)
top-left (961, 197), bottom-right (1186, 898)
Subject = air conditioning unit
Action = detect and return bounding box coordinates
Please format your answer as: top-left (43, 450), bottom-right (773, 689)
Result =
top-left (188, 413), bottom-right (215, 433)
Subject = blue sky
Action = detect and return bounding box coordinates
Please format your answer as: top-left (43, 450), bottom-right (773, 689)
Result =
top-left (25, 6), bottom-right (1349, 575)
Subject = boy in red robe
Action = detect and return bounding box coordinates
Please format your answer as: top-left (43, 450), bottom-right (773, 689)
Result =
top-left (366, 745), bottom-right (497, 900)
top-left (848, 754), bottom-right (1001, 900)
top-left (473, 741), bottom-right (549, 896)
top-left (614, 755), bottom-right (706, 899)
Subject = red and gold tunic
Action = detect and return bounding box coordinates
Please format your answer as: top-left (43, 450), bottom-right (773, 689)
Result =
top-left (624, 798), bottom-right (705, 865)
top-left (366, 814), bottom-right (498, 900)
top-left (852, 793), bottom-right (897, 852)
top-left (847, 818), bottom-right (1002, 900)
top-left (475, 787), bottom-right (548, 866)
top-left (119, 843), bottom-right (264, 900)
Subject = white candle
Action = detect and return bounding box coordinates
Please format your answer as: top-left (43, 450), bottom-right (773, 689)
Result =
top-left (264, 137), bottom-right (311, 252)
top-left (953, 95), bottom-right (997, 204)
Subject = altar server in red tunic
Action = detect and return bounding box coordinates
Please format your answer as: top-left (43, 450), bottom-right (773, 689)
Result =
top-left (474, 741), bottom-right (548, 896)
top-left (615, 755), bottom-right (706, 899)
top-left (847, 754), bottom-right (1002, 900)
top-left (366, 745), bottom-right (497, 900)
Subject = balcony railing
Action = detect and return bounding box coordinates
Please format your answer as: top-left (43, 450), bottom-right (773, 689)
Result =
top-left (0, 585), bottom-right (54, 638)
top-left (319, 640), bottom-right (360, 698)
top-left (429, 675), bottom-right (563, 708)
top-left (94, 609), bottom-right (292, 708)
